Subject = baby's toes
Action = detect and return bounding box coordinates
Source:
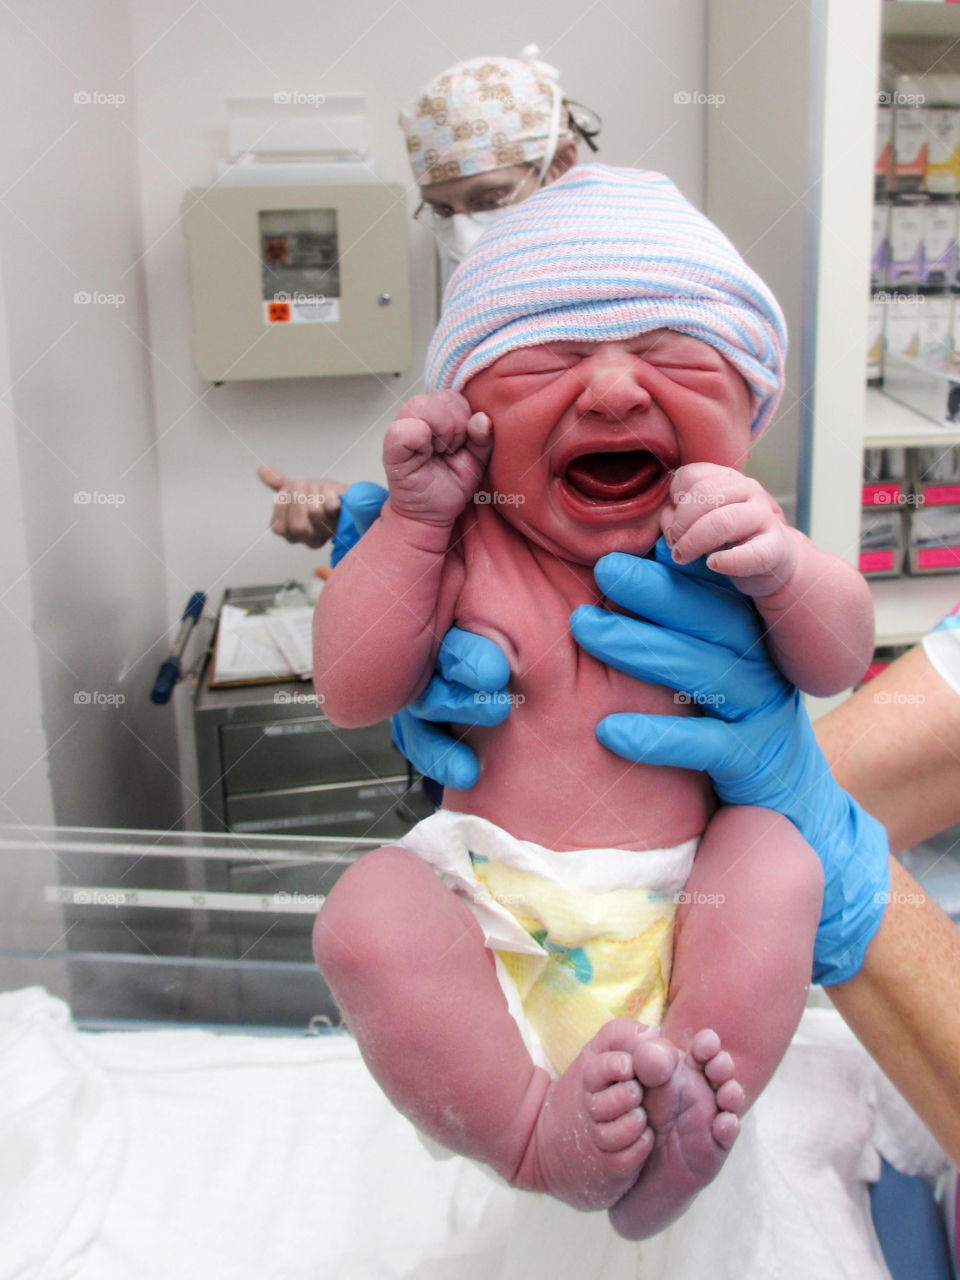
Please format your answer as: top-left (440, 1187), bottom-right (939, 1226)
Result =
top-left (587, 1076), bottom-right (643, 1124)
top-left (703, 1049), bottom-right (736, 1088)
top-left (716, 1079), bottom-right (745, 1115)
top-left (594, 1107), bottom-right (649, 1154)
top-left (632, 1035), bottom-right (678, 1089)
top-left (687, 1028), bottom-right (722, 1065)
top-left (711, 1110), bottom-right (740, 1149)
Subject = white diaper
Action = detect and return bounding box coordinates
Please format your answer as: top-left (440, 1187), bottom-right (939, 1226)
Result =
top-left (397, 811), bottom-right (697, 1076)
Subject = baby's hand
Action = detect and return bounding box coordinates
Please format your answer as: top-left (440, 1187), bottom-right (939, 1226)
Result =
top-left (383, 390), bottom-right (493, 526)
top-left (660, 463), bottom-right (798, 598)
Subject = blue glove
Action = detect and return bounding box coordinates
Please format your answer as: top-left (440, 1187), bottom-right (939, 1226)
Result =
top-left (391, 628), bottom-right (512, 789)
top-left (331, 481), bottom-right (389, 566)
top-left (569, 539), bottom-right (890, 986)
top-left (328, 480), bottom-right (512, 789)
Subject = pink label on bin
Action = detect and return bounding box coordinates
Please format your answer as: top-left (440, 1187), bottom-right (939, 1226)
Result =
top-left (917, 546), bottom-right (960, 568)
top-left (862, 483), bottom-right (901, 505)
top-left (921, 485), bottom-right (960, 505)
top-left (860, 662), bottom-right (890, 684)
top-left (859, 550), bottom-right (895, 572)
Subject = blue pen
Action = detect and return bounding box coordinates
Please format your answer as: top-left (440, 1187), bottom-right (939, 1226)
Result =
top-left (150, 591), bottom-right (206, 704)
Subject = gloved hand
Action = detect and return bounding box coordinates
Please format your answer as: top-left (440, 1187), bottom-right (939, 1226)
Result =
top-left (329, 481), bottom-right (513, 788)
top-left (569, 539), bottom-right (890, 986)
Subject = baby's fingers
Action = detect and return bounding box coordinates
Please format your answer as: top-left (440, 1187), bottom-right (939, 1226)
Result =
top-left (706, 527), bottom-right (790, 579)
top-left (383, 417), bottom-right (435, 468)
top-left (670, 499), bottom-right (771, 566)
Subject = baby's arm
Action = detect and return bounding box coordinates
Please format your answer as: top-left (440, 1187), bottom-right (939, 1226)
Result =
top-left (661, 464), bottom-right (873, 696)
top-left (313, 391), bottom-right (492, 727)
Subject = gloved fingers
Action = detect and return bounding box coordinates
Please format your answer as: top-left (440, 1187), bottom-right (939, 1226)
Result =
top-left (570, 605), bottom-right (765, 717)
top-left (437, 626), bottom-right (512, 692)
top-left (594, 548), bottom-right (763, 656)
top-left (340, 481), bottom-right (388, 538)
top-left (391, 709), bottom-right (479, 790)
top-left (407, 673), bottom-right (512, 726)
top-left (596, 712), bottom-right (736, 773)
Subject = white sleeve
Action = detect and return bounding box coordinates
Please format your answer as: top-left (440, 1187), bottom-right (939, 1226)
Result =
top-left (922, 605), bottom-right (960, 697)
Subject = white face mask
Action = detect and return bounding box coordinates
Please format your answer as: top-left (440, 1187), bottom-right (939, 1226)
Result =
top-left (432, 208), bottom-right (509, 266)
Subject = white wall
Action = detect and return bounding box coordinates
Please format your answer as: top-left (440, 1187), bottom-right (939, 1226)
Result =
top-left (0, 0), bottom-right (179, 829)
top-left (0, 0), bottom-right (710, 831)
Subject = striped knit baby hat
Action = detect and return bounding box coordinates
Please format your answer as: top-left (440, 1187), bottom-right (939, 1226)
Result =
top-left (425, 164), bottom-right (786, 437)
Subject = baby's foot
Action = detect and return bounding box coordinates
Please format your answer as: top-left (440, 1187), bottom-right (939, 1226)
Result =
top-left (513, 1018), bottom-right (678, 1211)
top-left (608, 1028), bottom-right (744, 1240)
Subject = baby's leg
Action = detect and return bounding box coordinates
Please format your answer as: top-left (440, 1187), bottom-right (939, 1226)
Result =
top-left (314, 845), bottom-right (667, 1209)
top-left (610, 806), bottom-right (823, 1239)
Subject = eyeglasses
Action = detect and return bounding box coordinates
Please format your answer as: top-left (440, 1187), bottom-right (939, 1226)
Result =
top-left (413, 167), bottom-right (539, 227)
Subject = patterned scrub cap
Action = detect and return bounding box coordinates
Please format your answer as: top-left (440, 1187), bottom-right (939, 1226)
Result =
top-left (425, 164), bottom-right (787, 438)
top-left (398, 56), bottom-right (572, 187)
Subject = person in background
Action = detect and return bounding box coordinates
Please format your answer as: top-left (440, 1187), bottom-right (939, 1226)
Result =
top-left (258, 49), bottom-right (597, 535)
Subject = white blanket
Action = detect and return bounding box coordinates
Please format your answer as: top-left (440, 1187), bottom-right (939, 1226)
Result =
top-left (0, 987), bottom-right (945, 1280)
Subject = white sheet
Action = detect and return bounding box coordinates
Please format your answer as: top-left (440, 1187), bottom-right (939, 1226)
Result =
top-left (0, 987), bottom-right (942, 1280)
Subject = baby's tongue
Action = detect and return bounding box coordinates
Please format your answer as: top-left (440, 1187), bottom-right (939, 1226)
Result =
top-left (565, 451), bottom-right (662, 501)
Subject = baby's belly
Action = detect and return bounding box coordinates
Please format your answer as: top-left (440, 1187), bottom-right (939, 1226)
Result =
top-left (443, 669), bottom-right (715, 852)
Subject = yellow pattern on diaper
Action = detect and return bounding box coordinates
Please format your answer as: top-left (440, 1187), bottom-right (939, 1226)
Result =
top-left (471, 856), bottom-right (676, 1074)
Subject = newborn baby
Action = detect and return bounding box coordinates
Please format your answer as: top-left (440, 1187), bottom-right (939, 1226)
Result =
top-left (313, 166), bottom-right (874, 1239)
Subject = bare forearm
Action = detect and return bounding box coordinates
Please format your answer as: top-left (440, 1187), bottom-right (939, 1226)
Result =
top-left (313, 503), bottom-right (456, 726)
top-left (816, 642), bottom-right (960, 853)
top-left (755, 535), bottom-right (874, 696)
top-left (827, 857), bottom-right (960, 1164)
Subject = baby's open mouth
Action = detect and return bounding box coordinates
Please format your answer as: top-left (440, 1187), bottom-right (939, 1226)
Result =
top-left (563, 450), bottom-right (666, 502)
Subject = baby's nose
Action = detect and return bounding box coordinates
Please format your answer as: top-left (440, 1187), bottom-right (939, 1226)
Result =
top-left (575, 364), bottom-right (652, 419)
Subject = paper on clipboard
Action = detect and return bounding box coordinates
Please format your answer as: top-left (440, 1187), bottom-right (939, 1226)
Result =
top-left (212, 604), bottom-right (312, 685)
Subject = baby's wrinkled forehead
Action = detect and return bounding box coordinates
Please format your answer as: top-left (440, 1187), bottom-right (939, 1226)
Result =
top-left (425, 164), bottom-right (787, 438)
